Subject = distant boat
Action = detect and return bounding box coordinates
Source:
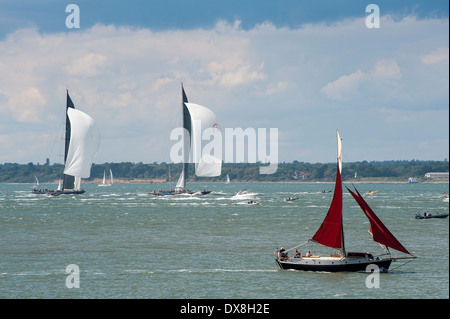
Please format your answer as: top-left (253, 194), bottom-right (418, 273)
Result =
top-left (415, 212), bottom-right (448, 219)
top-left (226, 174), bottom-right (230, 184)
top-left (365, 190), bottom-right (379, 195)
top-left (33, 91), bottom-right (100, 196)
top-left (408, 177), bottom-right (418, 183)
top-left (231, 189), bottom-right (259, 200)
top-left (284, 197), bottom-right (299, 202)
top-left (275, 130), bottom-right (415, 272)
top-left (99, 169), bottom-right (113, 187)
top-left (151, 84), bottom-right (221, 196)
top-left (32, 176), bottom-right (39, 188)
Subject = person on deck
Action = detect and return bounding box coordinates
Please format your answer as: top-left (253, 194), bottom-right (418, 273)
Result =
top-left (279, 248), bottom-right (288, 261)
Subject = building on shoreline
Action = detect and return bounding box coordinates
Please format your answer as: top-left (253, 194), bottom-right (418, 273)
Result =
top-left (424, 172), bottom-right (449, 179)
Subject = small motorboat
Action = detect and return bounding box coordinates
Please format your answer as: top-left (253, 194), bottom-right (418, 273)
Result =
top-left (231, 189), bottom-right (259, 200)
top-left (415, 212), bottom-right (449, 219)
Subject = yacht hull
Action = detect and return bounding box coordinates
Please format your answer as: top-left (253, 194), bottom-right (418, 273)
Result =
top-left (275, 257), bottom-right (392, 272)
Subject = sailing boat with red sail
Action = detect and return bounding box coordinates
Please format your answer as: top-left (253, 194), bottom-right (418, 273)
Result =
top-left (275, 130), bottom-right (415, 272)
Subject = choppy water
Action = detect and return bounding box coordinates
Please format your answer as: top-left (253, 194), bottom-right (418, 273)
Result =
top-left (0, 182), bottom-right (448, 299)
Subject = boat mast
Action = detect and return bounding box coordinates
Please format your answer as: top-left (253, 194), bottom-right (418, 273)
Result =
top-left (62, 90), bottom-right (75, 190)
top-left (310, 130), bottom-right (346, 256)
top-left (337, 130), bottom-right (346, 257)
top-left (180, 83), bottom-right (191, 189)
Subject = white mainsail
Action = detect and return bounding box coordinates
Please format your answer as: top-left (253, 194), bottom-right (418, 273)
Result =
top-left (175, 169), bottom-right (185, 190)
top-left (99, 169), bottom-right (113, 186)
top-left (184, 102), bottom-right (222, 178)
top-left (173, 86), bottom-right (222, 194)
top-left (336, 130), bottom-right (342, 174)
top-left (63, 108), bottom-right (100, 186)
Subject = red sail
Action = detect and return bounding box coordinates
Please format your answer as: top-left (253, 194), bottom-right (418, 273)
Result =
top-left (347, 187), bottom-right (411, 255)
top-left (311, 164), bottom-right (344, 250)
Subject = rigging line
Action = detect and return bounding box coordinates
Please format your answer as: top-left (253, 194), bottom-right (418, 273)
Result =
top-left (389, 259), bottom-right (414, 271)
top-left (46, 119), bottom-right (64, 164)
top-left (285, 241), bottom-right (309, 253)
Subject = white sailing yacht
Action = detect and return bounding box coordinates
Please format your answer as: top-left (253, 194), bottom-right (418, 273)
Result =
top-left (98, 169), bottom-right (113, 187)
top-left (33, 91), bottom-right (100, 195)
top-left (152, 84), bottom-right (221, 196)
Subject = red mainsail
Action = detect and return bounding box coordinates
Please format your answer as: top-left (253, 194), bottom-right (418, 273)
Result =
top-left (347, 187), bottom-right (411, 255)
top-left (311, 163), bottom-right (344, 251)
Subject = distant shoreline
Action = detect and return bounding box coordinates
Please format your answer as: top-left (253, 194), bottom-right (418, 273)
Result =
top-left (2, 178), bottom-right (448, 185)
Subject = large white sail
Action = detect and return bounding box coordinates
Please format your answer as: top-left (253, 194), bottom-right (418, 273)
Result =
top-left (336, 130), bottom-right (342, 173)
top-left (185, 102), bottom-right (222, 177)
top-left (175, 169), bottom-right (185, 189)
top-left (195, 153), bottom-right (222, 177)
top-left (63, 108), bottom-right (100, 178)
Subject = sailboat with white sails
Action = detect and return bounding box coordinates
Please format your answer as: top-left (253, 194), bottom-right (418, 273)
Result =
top-left (98, 169), bottom-right (113, 187)
top-left (33, 91), bottom-right (100, 196)
top-left (275, 130), bottom-right (416, 272)
top-left (152, 84), bottom-right (221, 196)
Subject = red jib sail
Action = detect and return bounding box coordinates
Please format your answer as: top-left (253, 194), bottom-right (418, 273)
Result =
top-left (311, 163), bottom-right (344, 250)
top-left (347, 187), bottom-right (411, 255)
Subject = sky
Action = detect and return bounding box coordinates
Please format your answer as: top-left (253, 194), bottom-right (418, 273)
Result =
top-left (0, 0), bottom-right (448, 166)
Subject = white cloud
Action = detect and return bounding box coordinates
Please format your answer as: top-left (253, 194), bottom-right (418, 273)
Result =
top-left (321, 60), bottom-right (403, 101)
top-left (65, 53), bottom-right (108, 77)
top-left (420, 48), bottom-right (449, 64)
top-left (4, 87), bottom-right (46, 123)
top-left (0, 16), bottom-right (448, 164)
top-left (321, 69), bottom-right (366, 100)
top-left (208, 60), bottom-right (266, 87)
top-left (373, 60), bottom-right (401, 79)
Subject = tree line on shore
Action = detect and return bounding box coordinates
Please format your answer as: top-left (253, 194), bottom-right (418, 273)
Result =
top-left (0, 160), bottom-right (448, 183)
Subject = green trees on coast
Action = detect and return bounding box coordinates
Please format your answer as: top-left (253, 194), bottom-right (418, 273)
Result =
top-left (1, 160), bottom-right (448, 183)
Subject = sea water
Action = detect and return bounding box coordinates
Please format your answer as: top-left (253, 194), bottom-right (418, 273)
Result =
top-left (0, 182), bottom-right (448, 299)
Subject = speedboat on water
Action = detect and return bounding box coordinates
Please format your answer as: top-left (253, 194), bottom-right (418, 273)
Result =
top-left (231, 189), bottom-right (259, 200)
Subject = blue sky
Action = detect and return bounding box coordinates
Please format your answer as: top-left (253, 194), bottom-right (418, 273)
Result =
top-left (1, 1), bottom-right (448, 36)
top-left (0, 1), bottom-right (448, 166)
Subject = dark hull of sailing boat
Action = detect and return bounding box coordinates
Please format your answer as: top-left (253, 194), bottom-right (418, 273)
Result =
top-left (275, 256), bottom-right (393, 272)
top-left (32, 189), bottom-right (85, 196)
top-left (50, 190), bottom-right (85, 196)
top-left (415, 213), bottom-right (448, 219)
top-left (150, 189), bottom-right (211, 196)
top-left (32, 189), bottom-right (56, 195)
